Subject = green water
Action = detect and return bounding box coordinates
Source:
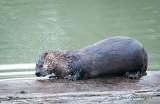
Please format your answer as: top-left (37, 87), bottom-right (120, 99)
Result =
top-left (0, 0), bottom-right (160, 79)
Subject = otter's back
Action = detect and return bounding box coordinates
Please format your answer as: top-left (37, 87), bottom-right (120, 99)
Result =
top-left (81, 36), bottom-right (145, 77)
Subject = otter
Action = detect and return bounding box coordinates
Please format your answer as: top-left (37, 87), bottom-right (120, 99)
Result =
top-left (35, 36), bottom-right (148, 80)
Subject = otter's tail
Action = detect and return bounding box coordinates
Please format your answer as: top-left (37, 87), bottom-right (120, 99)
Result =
top-left (142, 49), bottom-right (148, 73)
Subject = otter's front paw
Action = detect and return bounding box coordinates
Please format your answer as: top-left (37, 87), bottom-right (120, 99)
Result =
top-left (64, 75), bottom-right (73, 80)
top-left (64, 74), bottom-right (81, 81)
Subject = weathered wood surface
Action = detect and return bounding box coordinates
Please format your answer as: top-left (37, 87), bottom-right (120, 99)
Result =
top-left (0, 71), bottom-right (160, 104)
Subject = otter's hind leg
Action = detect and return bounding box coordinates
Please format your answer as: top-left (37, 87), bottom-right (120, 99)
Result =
top-left (124, 50), bottom-right (148, 79)
top-left (124, 71), bottom-right (142, 79)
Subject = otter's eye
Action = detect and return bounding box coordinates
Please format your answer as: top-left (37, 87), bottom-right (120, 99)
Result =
top-left (39, 65), bottom-right (43, 68)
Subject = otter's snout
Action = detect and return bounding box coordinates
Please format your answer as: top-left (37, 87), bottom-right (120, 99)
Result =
top-left (35, 72), bottom-right (41, 77)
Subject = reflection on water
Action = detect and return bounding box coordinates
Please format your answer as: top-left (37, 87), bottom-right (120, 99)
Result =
top-left (0, 0), bottom-right (160, 79)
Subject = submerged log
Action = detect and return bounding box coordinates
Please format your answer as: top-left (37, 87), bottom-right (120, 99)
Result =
top-left (0, 71), bottom-right (160, 104)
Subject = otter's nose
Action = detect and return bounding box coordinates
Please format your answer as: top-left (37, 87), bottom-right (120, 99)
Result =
top-left (35, 72), bottom-right (41, 77)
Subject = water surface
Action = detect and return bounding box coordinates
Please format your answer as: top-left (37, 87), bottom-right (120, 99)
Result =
top-left (0, 0), bottom-right (160, 79)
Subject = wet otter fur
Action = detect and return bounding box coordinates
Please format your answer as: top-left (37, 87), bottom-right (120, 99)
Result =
top-left (35, 36), bottom-right (148, 80)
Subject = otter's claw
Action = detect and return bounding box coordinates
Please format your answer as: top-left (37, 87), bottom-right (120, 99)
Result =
top-left (124, 71), bottom-right (141, 79)
top-left (49, 75), bottom-right (58, 79)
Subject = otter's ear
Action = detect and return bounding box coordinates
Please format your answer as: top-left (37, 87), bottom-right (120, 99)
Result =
top-left (42, 52), bottom-right (49, 61)
top-left (43, 52), bottom-right (48, 57)
top-left (39, 52), bottom-right (48, 62)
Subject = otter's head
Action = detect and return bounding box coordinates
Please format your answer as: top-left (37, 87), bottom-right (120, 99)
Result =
top-left (35, 51), bottom-right (57, 77)
top-left (35, 50), bottom-right (69, 78)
